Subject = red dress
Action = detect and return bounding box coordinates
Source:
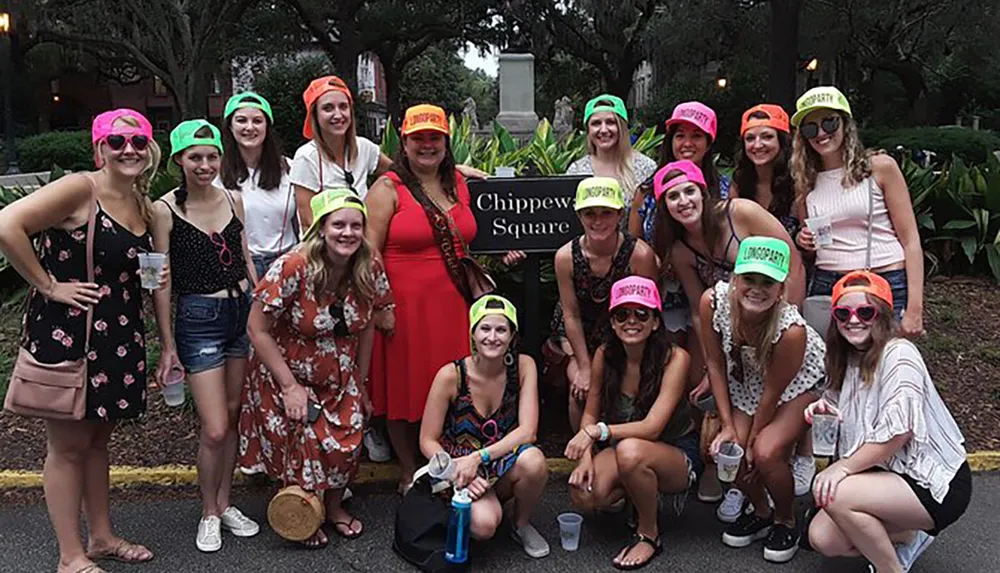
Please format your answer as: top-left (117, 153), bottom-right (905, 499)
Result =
top-left (238, 251), bottom-right (393, 491)
top-left (369, 171), bottom-right (476, 422)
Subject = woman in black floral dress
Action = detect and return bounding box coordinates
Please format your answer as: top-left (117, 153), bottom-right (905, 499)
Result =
top-left (0, 109), bottom-right (164, 573)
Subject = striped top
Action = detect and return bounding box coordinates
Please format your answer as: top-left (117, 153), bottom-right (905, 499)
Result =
top-left (825, 339), bottom-right (967, 503)
top-left (806, 168), bottom-right (904, 271)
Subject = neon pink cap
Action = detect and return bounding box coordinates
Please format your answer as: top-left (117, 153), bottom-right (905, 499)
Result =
top-left (610, 276), bottom-right (662, 311)
top-left (664, 101), bottom-right (717, 140)
top-left (653, 160), bottom-right (706, 201)
top-left (91, 109), bottom-right (153, 167)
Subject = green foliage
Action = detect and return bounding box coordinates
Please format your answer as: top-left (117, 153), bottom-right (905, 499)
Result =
top-left (864, 127), bottom-right (1000, 165)
top-left (17, 131), bottom-right (93, 173)
top-left (903, 154), bottom-right (1000, 282)
top-left (253, 55), bottom-right (337, 154)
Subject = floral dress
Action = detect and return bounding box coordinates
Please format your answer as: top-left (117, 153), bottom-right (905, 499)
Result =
top-left (238, 251), bottom-right (392, 492)
top-left (21, 202), bottom-right (151, 420)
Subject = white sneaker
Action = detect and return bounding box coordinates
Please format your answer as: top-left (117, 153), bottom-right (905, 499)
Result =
top-left (896, 530), bottom-right (934, 572)
top-left (363, 427), bottom-right (392, 462)
top-left (717, 489), bottom-right (746, 523)
top-left (511, 523), bottom-right (550, 558)
top-left (196, 516), bottom-right (222, 552)
top-left (221, 506), bottom-right (260, 537)
top-left (791, 455), bottom-right (816, 497)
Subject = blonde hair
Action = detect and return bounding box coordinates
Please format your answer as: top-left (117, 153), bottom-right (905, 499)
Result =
top-left (311, 101), bottom-right (359, 166)
top-left (727, 278), bottom-right (786, 375)
top-left (298, 212), bottom-right (377, 305)
top-left (95, 116), bottom-right (161, 225)
top-left (791, 111), bottom-right (871, 200)
top-left (586, 110), bottom-right (638, 200)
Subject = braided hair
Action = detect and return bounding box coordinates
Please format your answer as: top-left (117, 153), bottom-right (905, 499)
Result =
top-left (174, 125), bottom-right (219, 212)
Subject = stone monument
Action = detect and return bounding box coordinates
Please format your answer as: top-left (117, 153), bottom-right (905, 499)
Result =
top-left (495, 53), bottom-right (539, 139)
top-left (552, 96), bottom-right (574, 137)
top-left (462, 97), bottom-right (480, 130)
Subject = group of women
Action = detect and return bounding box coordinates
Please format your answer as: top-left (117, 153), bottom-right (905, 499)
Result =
top-left (0, 79), bottom-right (970, 573)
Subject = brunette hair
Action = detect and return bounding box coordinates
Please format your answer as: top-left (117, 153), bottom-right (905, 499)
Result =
top-left (221, 98), bottom-right (286, 191)
top-left (791, 111), bottom-right (872, 197)
top-left (825, 287), bottom-right (899, 389)
top-left (311, 98), bottom-right (358, 167)
top-left (174, 126), bottom-right (219, 212)
top-left (389, 135), bottom-right (458, 202)
top-left (733, 114), bottom-right (795, 220)
top-left (659, 123), bottom-right (721, 196)
top-left (652, 168), bottom-right (724, 267)
top-left (600, 317), bottom-right (674, 424)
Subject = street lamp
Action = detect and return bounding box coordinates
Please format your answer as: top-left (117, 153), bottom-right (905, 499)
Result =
top-left (716, 77), bottom-right (729, 90)
top-left (1, 3), bottom-right (17, 174)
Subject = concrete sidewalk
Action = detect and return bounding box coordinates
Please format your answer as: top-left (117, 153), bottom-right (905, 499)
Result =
top-left (1, 475), bottom-right (997, 573)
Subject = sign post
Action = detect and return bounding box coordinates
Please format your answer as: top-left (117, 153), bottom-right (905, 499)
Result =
top-left (466, 176), bottom-right (584, 357)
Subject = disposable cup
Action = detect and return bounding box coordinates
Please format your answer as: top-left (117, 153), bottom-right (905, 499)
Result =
top-left (162, 366), bottom-right (186, 407)
top-left (557, 512), bottom-right (583, 551)
top-left (137, 253), bottom-right (166, 290)
top-left (812, 413), bottom-right (840, 457)
top-left (715, 442), bottom-right (744, 483)
top-left (805, 216), bottom-right (833, 248)
top-left (695, 392), bottom-right (717, 414)
top-left (428, 451), bottom-right (455, 481)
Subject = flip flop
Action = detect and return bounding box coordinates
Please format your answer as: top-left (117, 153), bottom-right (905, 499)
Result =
top-left (612, 532), bottom-right (663, 571)
top-left (68, 564), bottom-right (108, 573)
top-left (301, 529), bottom-right (329, 550)
top-left (86, 539), bottom-right (154, 563)
top-left (330, 517), bottom-right (364, 539)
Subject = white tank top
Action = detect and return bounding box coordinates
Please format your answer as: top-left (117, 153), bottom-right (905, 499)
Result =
top-left (806, 167), bottom-right (905, 271)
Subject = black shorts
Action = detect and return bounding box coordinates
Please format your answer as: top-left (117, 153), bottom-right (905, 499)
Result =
top-left (893, 461), bottom-right (972, 536)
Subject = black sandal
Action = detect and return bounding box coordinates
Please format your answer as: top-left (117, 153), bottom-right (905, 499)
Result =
top-left (329, 517), bottom-right (364, 539)
top-left (612, 532), bottom-right (663, 571)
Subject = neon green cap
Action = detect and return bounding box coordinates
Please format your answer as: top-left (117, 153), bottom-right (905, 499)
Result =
top-left (734, 236), bottom-right (791, 282)
top-left (583, 94), bottom-right (628, 125)
top-left (791, 86), bottom-right (852, 127)
top-left (574, 176), bottom-right (625, 211)
top-left (302, 188), bottom-right (367, 240)
top-left (224, 92), bottom-right (274, 122)
top-left (169, 119), bottom-right (222, 158)
top-left (469, 295), bottom-right (519, 334)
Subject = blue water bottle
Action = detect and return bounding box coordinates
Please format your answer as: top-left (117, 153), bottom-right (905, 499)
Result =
top-left (445, 487), bottom-right (472, 563)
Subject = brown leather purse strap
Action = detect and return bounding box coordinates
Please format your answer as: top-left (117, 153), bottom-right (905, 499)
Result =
top-left (81, 174), bottom-right (98, 353)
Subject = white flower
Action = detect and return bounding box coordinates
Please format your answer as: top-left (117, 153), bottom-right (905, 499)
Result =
top-left (321, 436), bottom-right (337, 453)
top-left (343, 301), bottom-right (360, 325)
top-left (338, 352), bottom-right (353, 371)
top-left (317, 337), bottom-right (338, 355)
top-left (314, 309), bottom-right (334, 330)
top-left (350, 410), bottom-right (364, 429)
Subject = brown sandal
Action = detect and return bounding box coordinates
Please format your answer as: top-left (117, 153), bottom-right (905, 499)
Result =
top-left (86, 539), bottom-right (153, 563)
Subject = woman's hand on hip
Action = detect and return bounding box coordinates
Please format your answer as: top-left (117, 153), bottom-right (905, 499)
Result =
top-left (43, 280), bottom-right (101, 310)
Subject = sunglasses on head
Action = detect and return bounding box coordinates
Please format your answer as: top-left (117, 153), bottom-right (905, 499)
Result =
top-left (832, 304), bottom-right (878, 324)
top-left (799, 116), bottom-right (841, 140)
top-left (612, 307), bottom-right (653, 324)
top-left (105, 134), bottom-right (150, 152)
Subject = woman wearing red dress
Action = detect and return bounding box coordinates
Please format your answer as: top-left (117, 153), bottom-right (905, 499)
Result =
top-left (366, 104), bottom-right (479, 493)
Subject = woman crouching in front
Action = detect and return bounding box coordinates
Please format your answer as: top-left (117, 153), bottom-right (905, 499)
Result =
top-left (565, 276), bottom-right (698, 570)
top-left (806, 271), bottom-right (970, 573)
top-left (419, 295), bottom-right (551, 559)
top-left (239, 189), bottom-right (392, 547)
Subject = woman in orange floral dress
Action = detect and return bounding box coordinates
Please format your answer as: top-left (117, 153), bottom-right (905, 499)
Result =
top-left (239, 188), bottom-right (392, 547)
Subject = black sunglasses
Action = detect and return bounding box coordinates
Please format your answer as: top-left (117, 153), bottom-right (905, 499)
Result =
top-left (105, 134), bottom-right (150, 151)
top-left (612, 307), bottom-right (652, 324)
top-left (799, 116), bottom-right (841, 140)
top-left (344, 170), bottom-right (355, 189)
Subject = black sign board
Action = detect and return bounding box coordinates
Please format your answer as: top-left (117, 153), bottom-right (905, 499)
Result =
top-left (466, 175), bottom-right (586, 254)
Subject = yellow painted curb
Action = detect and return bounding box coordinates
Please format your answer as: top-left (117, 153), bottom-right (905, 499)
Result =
top-left (0, 453), bottom-right (995, 490)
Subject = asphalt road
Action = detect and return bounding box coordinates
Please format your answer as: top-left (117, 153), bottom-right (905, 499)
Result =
top-left (1, 475), bottom-right (997, 573)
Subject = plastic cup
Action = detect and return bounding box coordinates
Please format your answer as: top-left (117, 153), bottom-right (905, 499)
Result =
top-left (805, 216), bottom-right (833, 248)
top-left (557, 512), bottom-right (583, 551)
top-left (137, 253), bottom-right (166, 290)
top-left (715, 442), bottom-right (744, 483)
top-left (428, 451), bottom-right (455, 481)
top-left (812, 413), bottom-right (840, 457)
top-left (695, 393), bottom-right (717, 414)
top-left (162, 366), bottom-right (185, 407)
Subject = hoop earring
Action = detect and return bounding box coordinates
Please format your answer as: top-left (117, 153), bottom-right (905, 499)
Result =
top-left (503, 352), bottom-right (515, 367)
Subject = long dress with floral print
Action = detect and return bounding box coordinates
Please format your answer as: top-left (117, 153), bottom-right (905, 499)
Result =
top-left (238, 251), bottom-right (392, 492)
top-left (21, 202), bottom-right (151, 421)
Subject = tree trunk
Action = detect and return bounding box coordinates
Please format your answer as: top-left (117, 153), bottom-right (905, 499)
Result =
top-left (380, 50), bottom-right (403, 126)
top-left (335, 24), bottom-right (363, 93)
top-left (767, 0), bottom-right (802, 111)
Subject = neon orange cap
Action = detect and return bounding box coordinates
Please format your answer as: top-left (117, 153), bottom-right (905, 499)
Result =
top-left (740, 104), bottom-right (790, 136)
top-left (302, 76), bottom-right (353, 140)
top-left (832, 270), bottom-right (893, 308)
top-left (401, 104), bottom-right (449, 136)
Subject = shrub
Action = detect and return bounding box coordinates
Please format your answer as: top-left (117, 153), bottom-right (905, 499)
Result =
top-left (863, 126), bottom-right (1000, 165)
top-left (17, 130), bottom-right (92, 173)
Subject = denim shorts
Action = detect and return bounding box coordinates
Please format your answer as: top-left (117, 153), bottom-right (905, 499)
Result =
top-left (252, 252), bottom-right (287, 281)
top-left (175, 291), bottom-right (251, 374)
top-left (809, 268), bottom-right (908, 320)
